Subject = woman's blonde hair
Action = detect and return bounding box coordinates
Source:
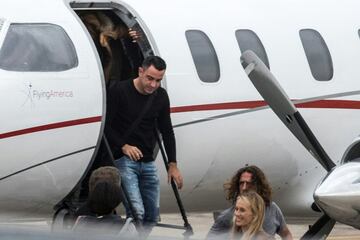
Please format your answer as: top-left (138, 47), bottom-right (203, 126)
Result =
top-left (231, 191), bottom-right (265, 240)
top-left (79, 12), bottom-right (129, 83)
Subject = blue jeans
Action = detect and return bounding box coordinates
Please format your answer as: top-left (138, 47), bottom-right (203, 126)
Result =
top-left (115, 155), bottom-right (160, 227)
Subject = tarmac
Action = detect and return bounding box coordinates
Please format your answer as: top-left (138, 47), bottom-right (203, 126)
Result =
top-left (0, 213), bottom-right (359, 239)
top-left (151, 213), bottom-right (360, 240)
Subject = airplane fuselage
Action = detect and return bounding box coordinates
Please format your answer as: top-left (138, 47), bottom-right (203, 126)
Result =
top-left (0, 0), bottom-right (360, 223)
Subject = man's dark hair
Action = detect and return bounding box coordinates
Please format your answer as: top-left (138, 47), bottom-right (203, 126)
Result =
top-left (88, 181), bottom-right (122, 215)
top-left (142, 55), bottom-right (166, 71)
top-left (89, 166), bottom-right (120, 193)
top-left (224, 165), bottom-right (272, 206)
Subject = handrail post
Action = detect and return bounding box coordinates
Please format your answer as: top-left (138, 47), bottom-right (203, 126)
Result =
top-left (154, 130), bottom-right (194, 239)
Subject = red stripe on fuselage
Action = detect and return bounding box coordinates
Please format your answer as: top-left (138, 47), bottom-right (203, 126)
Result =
top-left (170, 100), bottom-right (360, 113)
top-left (295, 100), bottom-right (360, 109)
top-left (0, 116), bottom-right (102, 139)
top-left (1, 100), bottom-right (359, 139)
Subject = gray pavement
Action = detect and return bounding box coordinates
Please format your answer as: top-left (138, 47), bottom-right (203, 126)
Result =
top-left (151, 213), bottom-right (360, 240)
top-left (0, 213), bottom-right (359, 239)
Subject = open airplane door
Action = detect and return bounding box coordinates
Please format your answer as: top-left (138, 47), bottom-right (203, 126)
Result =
top-left (64, 2), bottom-right (194, 236)
top-left (0, 1), bottom-right (104, 220)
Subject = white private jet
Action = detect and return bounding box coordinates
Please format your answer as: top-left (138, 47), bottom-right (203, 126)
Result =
top-left (0, 0), bottom-right (360, 238)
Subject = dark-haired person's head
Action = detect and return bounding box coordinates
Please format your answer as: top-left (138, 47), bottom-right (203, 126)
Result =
top-left (137, 56), bottom-right (167, 95)
top-left (224, 165), bottom-right (272, 206)
top-left (88, 166), bottom-right (120, 193)
top-left (142, 55), bottom-right (166, 71)
top-left (88, 181), bottom-right (122, 215)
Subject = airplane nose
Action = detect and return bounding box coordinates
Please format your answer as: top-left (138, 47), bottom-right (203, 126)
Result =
top-left (314, 162), bottom-right (360, 229)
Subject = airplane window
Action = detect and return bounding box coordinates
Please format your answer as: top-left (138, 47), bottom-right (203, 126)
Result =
top-left (299, 29), bottom-right (333, 81)
top-left (235, 29), bottom-right (270, 69)
top-left (0, 23), bottom-right (78, 72)
top-left (185, 30), bottom-right (220, 83)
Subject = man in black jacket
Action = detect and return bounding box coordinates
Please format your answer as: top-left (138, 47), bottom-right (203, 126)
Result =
top-left (105, 56), bottom-right (183, 233)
